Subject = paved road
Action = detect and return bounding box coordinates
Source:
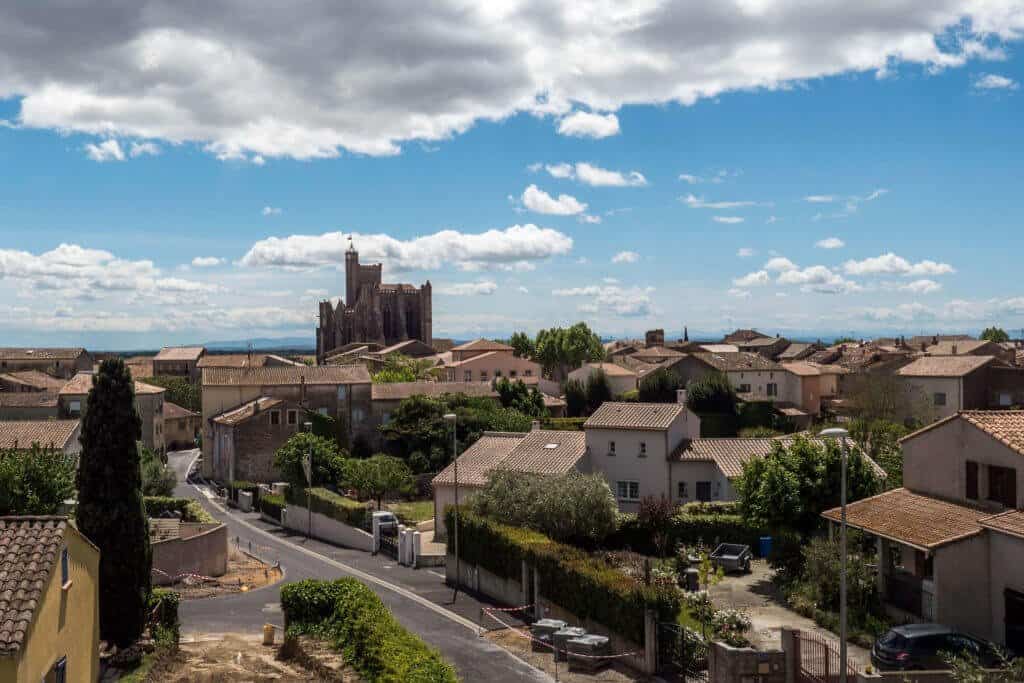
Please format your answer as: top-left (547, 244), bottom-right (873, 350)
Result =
top-left (168, 450), bottom-right (550, 683)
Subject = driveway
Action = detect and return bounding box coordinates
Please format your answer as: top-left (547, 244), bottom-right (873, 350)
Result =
top-left (166, 450), bottom-right (551, 683)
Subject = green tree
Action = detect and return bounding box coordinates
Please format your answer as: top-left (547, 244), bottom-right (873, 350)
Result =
top-left (342, 454), bottom-right (414, 508)
top-left (686, 371), bottom-right (739, 415)
top-left (494, 377), bottom-right (546, 417)
top-left (141, 375), bottom-right (200, 412)
top-left (980, 326), bottom-right (1010, 343)
top-left (845, 373), bottom-right (932, 425)
top-left (639, 367), bottom-right (682, 403)
top-left (945, 646), bottom-right (1024, 682)
top-left (76, 359), bottom-right (151, 647)
top-left (371, 354), bottom-right (436, 383)
top-left (0, 445), bottom-right (76, 515)
top-left (585, 369), bottom-right (612, 414)
top-left (849, 418), bottom-right (908, 489)
top-left (140, 444), bottom-right (176, 497)
top-left (508, 331), bottom-right (536, 359)
top-left (564, 379), bottom-right (587, 418)
top-left (273, 432), bottom-right (347, 492)
top-left (534, 322), bottom-right (604, 381)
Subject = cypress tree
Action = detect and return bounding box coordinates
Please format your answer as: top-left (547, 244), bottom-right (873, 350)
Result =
top-left (75, 359), bottom-right (152, 647)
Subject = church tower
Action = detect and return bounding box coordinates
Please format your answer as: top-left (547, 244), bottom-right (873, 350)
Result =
top-left (345, 237), bottom-right (359, 307)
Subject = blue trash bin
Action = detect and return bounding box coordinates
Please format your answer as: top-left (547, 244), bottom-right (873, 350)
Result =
top-left (759, 536), bottom-right (772, 558)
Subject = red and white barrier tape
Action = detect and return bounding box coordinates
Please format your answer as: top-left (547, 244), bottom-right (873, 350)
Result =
top-left (151, 568), bottom-right (220, 583)
top-left (485, 603), bottom-right (534, 613)
top-left (482, 608), bottom-right (640, 661)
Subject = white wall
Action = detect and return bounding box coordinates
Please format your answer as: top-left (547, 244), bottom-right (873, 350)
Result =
top-left (586, 427), bottom-right (671, 511)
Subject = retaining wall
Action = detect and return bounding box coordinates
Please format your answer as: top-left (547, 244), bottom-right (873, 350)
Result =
top-left (152, 523), bottom-right (228, 585)
top-left (284, 503), bottom-right (375, 553)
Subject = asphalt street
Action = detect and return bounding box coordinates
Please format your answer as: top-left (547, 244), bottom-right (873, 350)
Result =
top-left (168, 449), bottom-right (551, 683)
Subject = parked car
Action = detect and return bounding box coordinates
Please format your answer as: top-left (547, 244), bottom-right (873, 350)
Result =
top-left (871, 624), bottom-right (999, 671)
top-left (709, 543), bottom-right (752, 574)
top-left (376, 511), bottom-right (400, 535)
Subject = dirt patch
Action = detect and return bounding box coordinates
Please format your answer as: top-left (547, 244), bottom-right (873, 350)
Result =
top-left (169, 549), bottom-right (283, 600)
top-left (144, 634), bottom-right (337, 682)
top-left (485, 627), bottom-right (655, 682)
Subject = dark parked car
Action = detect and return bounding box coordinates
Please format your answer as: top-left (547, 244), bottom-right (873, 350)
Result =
top-left (871, 624), bottom-right (998, 671)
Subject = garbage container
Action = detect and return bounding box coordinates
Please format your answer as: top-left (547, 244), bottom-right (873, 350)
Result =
top-left (684, 568), bottom-right (700, 592)
top-left (759, 536), bottom-right (773, 558)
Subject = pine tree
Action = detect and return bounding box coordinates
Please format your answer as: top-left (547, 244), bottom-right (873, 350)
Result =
top-left (75, 359), bottom-right (152, 647)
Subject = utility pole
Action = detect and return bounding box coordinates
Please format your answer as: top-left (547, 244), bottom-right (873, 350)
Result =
top-left (820, 427), bottom-right (850, 683)
top-left (444, 412), bottom-right (459, 602)
top-left (303, 421), bottom-right (313, 541)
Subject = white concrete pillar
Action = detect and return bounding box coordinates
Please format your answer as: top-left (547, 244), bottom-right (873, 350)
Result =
top-left (412, 531), bottom-right (422, 568)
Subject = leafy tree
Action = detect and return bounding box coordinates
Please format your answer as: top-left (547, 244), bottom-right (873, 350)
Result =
top-left (471, 470), bottom-right (618, 544)
top-left (76, 359), bottom-right (151, 647)
top-left (637, 495), bottom-right (678, 556)
top-left (585, 369), bottom-right (612, 414)
top-left (508, 332), bottom-right (536, 359)
top-left (273, 432), bottom-right (347, 492)
top-left (564, 379), bottom-right (587, 418)
top-left (945, 646), bottom-right (1024, 682)
top-left (0, 445), bottom-right (76, 515)
top-left (342, 454), bottom-right (413, 508)
top-left (735, 435), bottom-right (881, 536)
top-left (371, 354), bottom-right (436, 383)
top-left (141, 375), bottom-right (200, 412)
top-left (140, 444), bottom-right (176, 497)
top-left (534, 322), bottom-right (604, 381)
top-left (686, 371), bottom-right (739, 415)
top-left (845, 373), bottom-right (932, 425)
top-left (849, 418), bottom-right (909, 489)
top-left (796, 532), bottom-right (881, 618)
top-left (639, 367), bottom-right (682, 403)
top-left (980, 326), bottom-right (1010, 343)
top-left (494, 377), bottom-right (546, 417)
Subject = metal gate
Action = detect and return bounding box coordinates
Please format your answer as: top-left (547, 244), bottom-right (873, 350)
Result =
top-left (796, 630), bottom-right (857, 683)
top-left (657, 623), bottom-right (708, 682)
top-left (379, 532), bottom-right (398, 559)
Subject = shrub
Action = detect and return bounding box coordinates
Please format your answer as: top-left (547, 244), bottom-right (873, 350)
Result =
top-left (638, 367), bottom-right (681, 403)
top-left (260, 493), bottom-right (285, 522)
top-left (448, 510), bottom-right (680, 644)
top-left (140, 444), bottom-right (176, 497)
top-left (0, 444), bottom-right (76, 515)
top-left (539, 417), bottom-right (587, 431)
top-left (140, 375), bottom-right (200, 412)
top-left (144, 496), bottom-right (216, 524)
top-left (342, 455), bottom-right (414, 508)
top-left (293, 487), bottom-right (370, 530)
top-left (609, 509), bottom-right (763, 557)
top-left (281, 578), bottom-right (457, 683)
top-left (274, 432), bottom-right (347, 492)
top-left (564, 379), bottom-right (587, 418)
top-left (147, 588), bottom-right (181, 646)
top-left (686, 372), bottom-right (738, 415)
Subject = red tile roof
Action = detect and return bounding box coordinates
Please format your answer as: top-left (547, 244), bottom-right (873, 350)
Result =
top-left (896, 355), bottom-right (994, 377)
top-left (153, 346), bottom-right (205, 361)
top-left (0, 420), bottom-right (80, 450)
top-left (450, 339), bottom-right (513, 353)
top-left (202, 365), bottom-right (370, 386)
top-left (585, 402), bottom-right (686, 431)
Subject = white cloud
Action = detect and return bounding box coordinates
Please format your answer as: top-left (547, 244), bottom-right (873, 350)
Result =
top-left (3, 5), bottom-right (1020, 161)
top-left (764, 257), bottom-right (798, 272)
top-left (521, 184), bottom-right (587, 215)
top-left (815, 237), bottom-right (846, 249)
top-left (973, 73), bottom-right (1019, 90)
top-left (727, 288), bottom-right (752, 299)
top-left (777, 265), bottom-right (861, 294)
top-left (678, 174), bottom-right (700, 184)
top-left (262, 206), bottom-right (283, 216)
top-left (517, 286), bottom-right (529, 294)
top-left (191, 256), bottom-right (224, 267)
top-left (683, 194), bottom-right (760, 209)
top-left (864, 188), bottom-right (889, 201)
top-left (902, 279), bottom-right (942, 294)
top-left (842, 252), bottom-right (955, 277)
top-left (84, 139), bottom-right (125, 162)
top-left (129, 141), bottom-right (160, 157)
top-left (545, 162), bottom-right (574, 178)
top-left (611, 251), bottom-right (640, 264)
top-left (804, 195), bottom-right (836, 203)
top-left (557, 111), bottom-right (620, 139)
top-left (712, 216), bottom-right (745, 224)
top-left (251, 155), bottom-right (266, 166)
top-left (766, 216), bottom-right (779, 224)
top-left (240, 224), bottom-right (573, 272)
top-left (574, 162), bottom-right (646, 187)
top-left (553, 284), bottom-right (655, 317)
top-left (579, 214), bottom-right (602, 224)
top-left (737, 247), bottom-right (755, 258)
top-left (602, 277), bottom-right (619, 284)
top-left (733, 270), bottom-right (770, 287)
top-left (436, 281), bottom-right (498, 296)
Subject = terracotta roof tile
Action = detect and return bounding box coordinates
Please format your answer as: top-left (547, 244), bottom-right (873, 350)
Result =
top-left (0, 348), bottom-right (86, 361)
top-left (0, 421), bottom-right (80, 450)
top-left (371, 381), bottom-right (497, 401)
top-left (0, 392), bottom-right (59, 409)
top-left (896, 355), bottom-right (994, 377)
top-left (450, 339), bottom-right (513, 352)
top-left (822, 488), bottom-right (988, 550)
top-left (676, 436), bottom-right (883, 478)
top-left (980, 510), bottom-right (1024, 539)
top-left (196, 353), bottom-right (268, 369)
top-left (631, 346), bottom-right (685, 360)
top-left (153, 346), bottom-right (205, 361)
top-left (0, 371), bottom-right (66, 392)
top-left (59, 372), bottom-right (165, 396)
top-left (212, 397), bottom-right (283, 426)
top-left (499, 430), bottom-right (587, 475)
top-left (202, 365), bottom-right (370, 387)
top-left (692, 351), bottom-right (781, 372)
top-left (163, 401), bottom-right (198, 420)
top-left (0, 517), bottom-right (69, 653)
top-left (925, 340), bottom-right (996, 356)
top-left (432, 433), bottom-right (526, 486)
top-left (960, 410), bottom-right (1024, 456)
top-left (780, 362), bottom-right (821, 377)
top-left (576, 362), bottom-right (637, 378)
top-left (585, 402), bottom-right (685, 431)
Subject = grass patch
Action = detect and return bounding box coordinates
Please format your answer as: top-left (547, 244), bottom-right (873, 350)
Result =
top-left (388, 500), bottom-right (434, 525)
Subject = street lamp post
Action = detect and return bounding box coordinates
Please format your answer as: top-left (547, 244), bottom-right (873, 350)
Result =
top-left (303, 421), bottom-right (314, 541)
top-left (820, 427), bottom-right (850, 683)
top-left (444, 412), bottom-right (459, 602)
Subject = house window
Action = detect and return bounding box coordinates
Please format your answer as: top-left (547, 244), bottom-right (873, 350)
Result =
top-left (696, 481), bottom-right (712, 502)
top-left (1000, 392), bottom-right (1013, 407)
top-left (353, 407), bottom-right (365, 424)
top-left (69, 400), bottom-right (81, 415)
top-left (989, 465), bottom-right (1018, 508)
top-left (738, 384), bottom-right (751, 393)
top-left (966, 461), bottom-right (979, 500)
top-left (269, 410), bottom-right (281, 426)
top-left (381, 411), bottom-right (392, 425)
top-left (933, 392), bottom-right (947, 406)
top-left (510, 370), bottom-right (517, 378)
top-left (337, 386), bottom-right (347, 401)
top-left (464, 370), bottom-right (472, 382)
top-left (639, 442), bottom-right (647, 458)
top-left (61, 547), bottom-right (70, 589)
top-left (616, 481), bottom-right (640, 501)
top-left (317, 407), bottom-right (329, 416)
top-left (524, 370), bottom-right (532, 377)
top-left (480, 371), bottom-right (488, 382)
top-left (677, 482), bottom-right (689, 499)
top-left (608, 441), bottom-right (616, 456)
top-left (494, 369), bottom-right (502, 377)
top-left (287, 410), bottom-right (298, 425)
top-left (47, 657), bottom-right (67, 683)
top-left (767, 383), bottom-right (778, 397)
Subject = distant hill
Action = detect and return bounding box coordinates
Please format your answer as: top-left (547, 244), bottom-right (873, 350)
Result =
top-left (201, 337), bottom-right (314, 352)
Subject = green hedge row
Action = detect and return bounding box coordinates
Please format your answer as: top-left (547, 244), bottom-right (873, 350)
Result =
top-left (539, 417), bottom-right (587, 431)
top-left (447, 509), bottom-right (680, 645)
top-left (294, 487), bottom-right (370, 530)
top-left (260, 493), bottom-right (285, 522)
top-left (228, 480), bottom-right (260, 504)
top-left (609, 510), bottom-right (764, 556)
top-left (281, 578), bottom-right (458, 683)
top-left (144, 496), bottom-right (216, 524)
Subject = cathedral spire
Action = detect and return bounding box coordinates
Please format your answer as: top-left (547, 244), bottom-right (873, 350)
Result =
top-left (346, 235), bottom-right (356, 253)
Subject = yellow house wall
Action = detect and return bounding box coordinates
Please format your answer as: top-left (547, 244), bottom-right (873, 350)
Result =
top-left (5, 528), bottom-right (100, 683)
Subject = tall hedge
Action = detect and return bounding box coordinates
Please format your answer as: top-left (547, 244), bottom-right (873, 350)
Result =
top-left (281, 578), bottom-right (457, 683)
top-left (608, 509), bottom-right (764, 556)
top-left (447, 510), bottom-right (680, 644)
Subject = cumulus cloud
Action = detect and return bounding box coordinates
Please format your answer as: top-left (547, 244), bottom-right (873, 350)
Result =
top-left (545, 162), bottom-right (575, 178)
top-left (191, 256), bottom-right (224, 267)
top-left (262, 206), bottom-right (282, 216)
top-left (973, 73), bottom-right (1019, 90)
top-left (737, 247), bottom-right (755, 258)
top-left (713, 216), bottom-right (745, 224)
top-left (579, 214), bottom-right (602, 224)
top-left (611, 251), bottom-right (640, 264)
top-left (2, 4), bottom-right (1015, 161)
top-left (240, 224), bottom-right (573, 273)
top-left (557, 111), bottom-right (620, 138)
top-left (129, 141), bottom-right (160, 157)
top-left (541, 162), bottom-right (646, 187)
top-left (521, 185), bottom-right (587, 215)
top-left (678, 174), bottom-right (701, 184)
top-left (777, 265), bottom-right (861, 294)
top-left (764, 257), bottom-right (798, 272)
top-left (900, 279), bottom-right (942, 294)
top-left (84, 139), bottom-right (125, 162)
top-left (727, 288), bottom-right (752, 299)
top-left (733, 270), bottom-right (770, 287)
top-left (682, 194), bottom-right (761, 209)
top-left (553, 284), bottom-right (655, 317)
top-left (436, 281), bottom-right (498, 296)
top-left (816, 237), bottom-right (846, 249)
top-left (842, 252), bottom-right (955, 277)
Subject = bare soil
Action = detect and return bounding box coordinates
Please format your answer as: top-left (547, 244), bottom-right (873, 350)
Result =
top-left (146, 634), bottom-right (341, 682)
top-left (170, 549), bottom-right (284, 600)
top-left (485, 627), bottom-right (655, 682)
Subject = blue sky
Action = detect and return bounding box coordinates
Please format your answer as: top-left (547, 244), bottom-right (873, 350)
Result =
top-left (1, 3), bottom-right (1023, 348)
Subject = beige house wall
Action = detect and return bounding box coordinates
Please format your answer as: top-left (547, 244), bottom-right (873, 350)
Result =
top-left (60, 389), bottom-right (164, 454)
top-left (725, 368), bottom-right (803, 408)
top-left (934, 533), bottom-right (992, 640)
top-left (166, 415), bottom-right (199, 450)
top-left (444, 352), bottom-right (540, 383)
top-left (899, 375), bottom-right (961, 420)
top-left (433, 482), bottom-right (485, 541)
top-left (987, 531), bottom-right (1024, 646)
top-left (586, 427), bottom-right (671, 512)
top-left (669, 460), bottom-right (734, 503)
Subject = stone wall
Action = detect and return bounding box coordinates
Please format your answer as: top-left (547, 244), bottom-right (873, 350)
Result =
top-left (152, 523), bottom-right (228, 585)
top-left (708, 641), bottom-right (786, 683)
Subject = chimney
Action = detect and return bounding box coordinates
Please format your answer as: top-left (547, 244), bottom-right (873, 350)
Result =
top-left (951, 344), bottom-right (958, 355)
top-left (676, 389), bottom-right (688, 405)
top-left (531, 420), bottom-right (540, 432)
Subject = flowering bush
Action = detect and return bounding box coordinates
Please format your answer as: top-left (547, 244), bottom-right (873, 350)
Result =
top-left (711, 609), bottom-right (752, 647)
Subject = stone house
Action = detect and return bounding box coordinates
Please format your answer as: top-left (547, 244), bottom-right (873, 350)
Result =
top-left (926, 338), bottom-right (1015, 364)
top-left (442, 349), bottom-right (540, 384)
top-left (196, 352), bottom-right (303, 371)
top-left (59, 372), bottom-right (166, 454)
top-left (0, 371), bottom-right (65, 394)
top-left (567, 362), bottom-right (638, 397)
top-left (152, 346), bottom-right (206, 381)
top-left (0, 420), bottom-right (81, 455)
top-left (0, 517), bottom-right (100, 683)
top-left (164, 401), bottom-right (199, 450)
top-left (824, 411), bottom-right (1024, 651)
top-left (895, 355), bottom-right (996, 420)
top-left (733, 335), bottom-right (790, 359)
top-left (0, 393), bottom-right (60, 421)
top-left (201, 365), bottom-right (372, 482)
top-left (0, 348), bottom-right (92, 379)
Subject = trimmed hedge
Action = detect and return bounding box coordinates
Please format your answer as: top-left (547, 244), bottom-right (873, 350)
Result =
top-left (260, 493), bottom-right (285, 522)
top-left (539, 417), bottom-right (587, 431)
top-left (281, 578), bottom-right (458, 682)
top-left (447, 509), bottom-right (680, 645)
top-left (228, 480), bottom-right (260, 505)
top-left (144, 496), bottom-right (216, 524)
top-left (288, 487), bottom-right (370, 530)
top-left (609, 510), bottom-right (763, 556)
